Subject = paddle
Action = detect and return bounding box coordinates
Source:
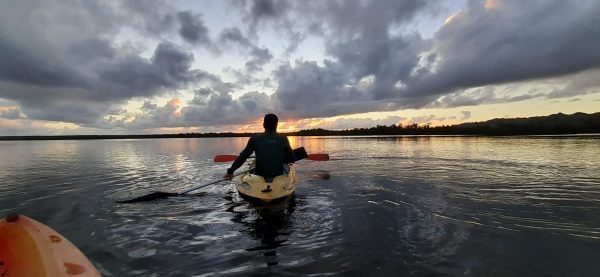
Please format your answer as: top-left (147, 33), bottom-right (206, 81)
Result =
top-left (117, 147), bottom-right (326, 203)
top-left (307, 153), bottom-right (330, 161)
top-left (213, 149), bottom-right (329, 162)
top-left (214, 154), bottom-right (238, 162)
top-left (117, 169), bottom-right (253, 203)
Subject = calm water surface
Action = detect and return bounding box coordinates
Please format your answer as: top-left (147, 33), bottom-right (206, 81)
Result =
top-left (1, 136), bottom-right (600, 276)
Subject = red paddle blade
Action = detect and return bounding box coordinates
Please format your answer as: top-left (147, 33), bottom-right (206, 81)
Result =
top-left (307, 154), bottom-right (330, 161)
top-left (214, 155), bottom-right (238, 162)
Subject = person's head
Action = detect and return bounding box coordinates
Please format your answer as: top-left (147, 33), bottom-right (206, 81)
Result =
top-left (263, 113), bottom-right (278, 132)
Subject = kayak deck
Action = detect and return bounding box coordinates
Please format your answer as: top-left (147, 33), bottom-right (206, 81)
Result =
top-left (0, 214), bottom-right (100, 277)
top-left (236, 163), bottom-right (298, 202)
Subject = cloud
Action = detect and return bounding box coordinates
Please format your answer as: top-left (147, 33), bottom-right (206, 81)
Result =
top-left (112, 89), bottom-right (275, 129)
top-left (321, 116), bottom-right (407, 130)
top-left (252, 0), bottom-right (433, 118)
top-left (0, 40), bottom-right (215, 125)
top-left (404, 0), bottom-right (600, 98)
top-left (115, 98), bottom-right (183, 129)
top-left (0, 107), bottom-right (22, 120)
top-left (546, 69), bottom-right (600, 99)
top-left (98, 42), bottom-right (214, 99)
top-left (273, 60), bottom-right (365, 118)
top-left (0, 0), bottom-right (222, 127)
top-left (2, 0), bottom-right (600, 134)
top-left (180, 90), bottom-right (272, 126)
top-left (265, 0), bottom-right (600, 120)
top-left (250, 0), bottom-right (288, 19)
top-left (0, 0), bottom-right (221, 117)
top-left (229, 0), bottom-right (305, 55)
top-left (177, 11), bottom-right (211, 45)
top-left (219, 27), bottom-right (273, 71)
top-left (232, 0), bottom-right (289, 30)
top-left (403, 114), bottom-right (447, 125)
top-left (296, 0), bottom-right (429, 99)
top-left (141, 101), bottom-right (158, 111)
top-left (460, 111), bottom-right (471, 120)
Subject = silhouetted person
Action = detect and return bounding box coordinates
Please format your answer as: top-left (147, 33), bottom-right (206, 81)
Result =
top-left (224, 114), bottom-right (295, 180)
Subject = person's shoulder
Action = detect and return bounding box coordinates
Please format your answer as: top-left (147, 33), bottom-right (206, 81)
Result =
top-left (275, 133), bottom-right (291, 143)
top-left (249, 134), bottom-right (263, 141)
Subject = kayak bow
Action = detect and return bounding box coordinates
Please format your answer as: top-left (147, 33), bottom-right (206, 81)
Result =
top-left (0, 214), bottom-right (101, 277)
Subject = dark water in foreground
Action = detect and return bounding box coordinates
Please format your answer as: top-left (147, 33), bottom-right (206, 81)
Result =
top-left (1, 136), bottom-right (600, 276)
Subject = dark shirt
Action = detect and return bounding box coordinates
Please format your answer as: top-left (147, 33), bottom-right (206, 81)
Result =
top-left (227, 131), bottom-right (295, 178)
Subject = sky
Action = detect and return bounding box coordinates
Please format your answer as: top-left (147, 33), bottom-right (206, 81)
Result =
top-left (0, 0), bottom-right (599, 135)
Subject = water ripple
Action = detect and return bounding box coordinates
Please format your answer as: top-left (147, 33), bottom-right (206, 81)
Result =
top-left (2, 137), bottom-right (600, 276)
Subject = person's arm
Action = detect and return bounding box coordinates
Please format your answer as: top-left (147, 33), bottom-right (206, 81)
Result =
top-left (225, 137), bottom-right (255, 179)
top-left (283, 137), bottom-right (295, 163)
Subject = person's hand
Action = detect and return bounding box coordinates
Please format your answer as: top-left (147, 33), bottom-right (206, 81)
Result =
top-left (224, 173), bottom-right (234, 181)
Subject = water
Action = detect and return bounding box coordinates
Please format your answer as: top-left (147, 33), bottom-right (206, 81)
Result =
top-left (1, 136), bottom-right (599, 276)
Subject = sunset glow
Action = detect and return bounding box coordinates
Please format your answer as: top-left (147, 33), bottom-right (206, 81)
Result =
top-left (485, 0), bottom-right (499, 10)
top-left (444, 12), bottom-right (461, 25)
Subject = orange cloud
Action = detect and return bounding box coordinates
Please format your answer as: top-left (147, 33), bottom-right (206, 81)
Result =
top-left (444, 12), bottom-right (461, 25)
top-left (485, 0), bottom-right (499, 10)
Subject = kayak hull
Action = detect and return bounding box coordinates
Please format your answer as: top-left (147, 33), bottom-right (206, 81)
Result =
top-left (0, 214), bottom-right (100, 277)
top-left (236, 163), bottom-right (298, 202)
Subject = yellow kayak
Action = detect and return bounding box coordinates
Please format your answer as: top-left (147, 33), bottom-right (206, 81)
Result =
top-left (0, 214), bottom-right (101, 277)
top-left (236, 162), bottom-right (298, 202)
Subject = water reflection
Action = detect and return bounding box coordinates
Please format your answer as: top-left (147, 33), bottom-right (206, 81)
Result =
top-left (3, 137), bottom-right (600, 276)
top-left (228, 195), bottom-right (297, 267)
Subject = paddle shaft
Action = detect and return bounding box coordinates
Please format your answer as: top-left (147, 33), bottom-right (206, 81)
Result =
top-left (178, 168), bottom-right (253, 194)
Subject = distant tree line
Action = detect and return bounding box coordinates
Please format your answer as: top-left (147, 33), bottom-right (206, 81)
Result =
top-left (285, 112), bottom-right (600, 136)
top-left (1, 112), bottom-right (598, 141)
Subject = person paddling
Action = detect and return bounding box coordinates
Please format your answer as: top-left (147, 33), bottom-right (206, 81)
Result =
top-left (224, 114), bottom-right (295, 180)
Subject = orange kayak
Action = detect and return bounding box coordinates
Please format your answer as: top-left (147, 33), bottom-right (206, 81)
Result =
top-left (0, 214), bottom-right (101, 277)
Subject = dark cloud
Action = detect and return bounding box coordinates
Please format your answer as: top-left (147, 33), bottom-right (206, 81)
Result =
top-left (219, 28), bottom-right (273, 71)
top-left (220, 27), bottom-right (251, 46)
top-left (20, 97), bottom-right (113, 124)
top-left (180, 90), bottom-right (271, 126)
top-left (0, 40), bottom-right (215, 125)
top-left (268, 0), bottom-right (600, 119)
top-left (141, 101), bottom-right (158, 111)
top-left (177, 11), bottom-right (211, 45)
top-left (0, 36), bottom-right (87, 88)
top-left (120, 0), bottom-right (177, 34)
top-left (546, 69), bottom-right (600, 99)
top-left (273, 61), bottom-right (360, 117)
top-left (251, 0), bottom-right (287, 19)
top-left (0, 0), bottom-right (220, 127)
top-left (404, 0), bottom-right (600, 98)
top-left (262, 0), bottom-right (431, 119)
top-left (99, 42), bottom-right (213, 99)
top-left (189, 88), bottom-right (214, 106)
top-left (229, 0), bottom-right (304, 55)
top-left (245, 47), bottom-right (273, 71)
top-left (69, 38), bottom-right (116, 63)
top-left (223, 67), bottom-right (262, 86)
top-left (2, 0), bottom-right (600, 133)
top-left (230, 0), bottom-right (289, 29)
